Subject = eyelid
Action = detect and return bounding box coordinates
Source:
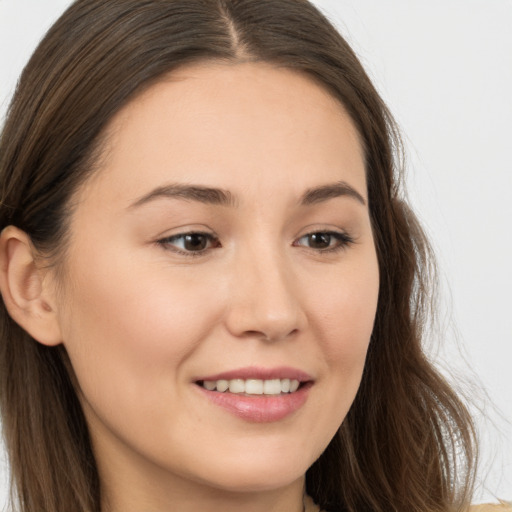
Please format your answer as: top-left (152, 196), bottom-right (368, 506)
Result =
top-left (156, 230), bottom-right (220, 257)
top-left (293, 229), bottom-right (355, 253)
top-left (154, 225), bottom-right (355, 257)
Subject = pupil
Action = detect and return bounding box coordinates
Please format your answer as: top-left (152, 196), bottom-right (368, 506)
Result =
top-left (309, 233), bottom-right (331, 248)
top-left (184, 234), bottom-right (207, 251)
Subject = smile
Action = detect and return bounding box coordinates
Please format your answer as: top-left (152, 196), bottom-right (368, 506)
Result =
top-left (194, 367), bottom-right (313, 422)
top-left (200, 378), bottom-right (301, 395)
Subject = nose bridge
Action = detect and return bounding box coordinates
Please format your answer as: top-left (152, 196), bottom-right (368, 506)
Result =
top-left (226, 238), bottom-right (305, 341)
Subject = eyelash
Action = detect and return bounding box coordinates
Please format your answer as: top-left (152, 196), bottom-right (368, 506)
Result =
top-left (157, 231), bottom-right (221, 257)
top-left (293, 231), bottom-right (354, 253)
top-left (157, 230), bottom-right (354, 257)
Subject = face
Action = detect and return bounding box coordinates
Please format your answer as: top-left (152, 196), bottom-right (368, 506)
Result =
top-left (53, 62), bottom-right (379, 505)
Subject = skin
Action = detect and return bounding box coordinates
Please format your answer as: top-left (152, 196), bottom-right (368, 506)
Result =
top-left (1, 62), bottom-right (379, 512)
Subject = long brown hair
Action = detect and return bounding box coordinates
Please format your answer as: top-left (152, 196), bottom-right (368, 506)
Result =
top-left (0, 1), bottom-right (476, 511)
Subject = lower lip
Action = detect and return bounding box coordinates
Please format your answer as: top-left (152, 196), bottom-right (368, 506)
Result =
top-left (196, 384), bottom-right (311, 423)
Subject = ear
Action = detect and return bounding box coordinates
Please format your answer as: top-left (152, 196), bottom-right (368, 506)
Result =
top-left (0, 226), bottom-right (62, 346)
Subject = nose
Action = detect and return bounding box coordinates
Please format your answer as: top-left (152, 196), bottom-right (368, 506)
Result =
top-left (224, 248), bottom-right (307, 342)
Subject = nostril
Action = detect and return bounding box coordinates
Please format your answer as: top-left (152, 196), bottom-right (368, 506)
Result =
top-left (240, 327), bottom-right (300, 343)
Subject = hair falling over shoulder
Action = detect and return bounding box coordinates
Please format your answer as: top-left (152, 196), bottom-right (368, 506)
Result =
top-left (0, 1), bottom-right (477, 511)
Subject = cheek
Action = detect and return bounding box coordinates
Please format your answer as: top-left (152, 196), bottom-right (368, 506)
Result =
top-left (309, 252), bottom-right (379, 420)
top-left (57, 251), bottom-right (222, 408)
top-left (316, 258), bottom-right (379, 360)
top-left (293, 254), bottom-right (378, 460)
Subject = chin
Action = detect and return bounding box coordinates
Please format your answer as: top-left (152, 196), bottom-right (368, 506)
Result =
top-left (185, 449), bottom-right (311, 493)
top-left (202, 467), bottom-right (305, 494)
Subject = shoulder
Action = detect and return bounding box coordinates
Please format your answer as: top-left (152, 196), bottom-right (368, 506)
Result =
top-left (469, 503), bottom-right (512, 512)
top-left (304, 496), bottom-right (512, 512)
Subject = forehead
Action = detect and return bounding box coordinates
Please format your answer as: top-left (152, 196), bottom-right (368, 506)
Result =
top-left (79, 61), bottom-right (366, 208)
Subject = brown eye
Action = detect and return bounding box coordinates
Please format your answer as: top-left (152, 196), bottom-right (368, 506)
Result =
top-left (307, 233), bottom-right (332, 249)
top-left (183, 234), bottom-right (209, 251)
top-left (158, 232), bottom-right (219, 254)
top-left (295, 231), bottom-right (354, 252)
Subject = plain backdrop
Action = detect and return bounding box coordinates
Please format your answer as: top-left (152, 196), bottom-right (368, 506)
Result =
top-left (0, 0), bottom-right (511, 505)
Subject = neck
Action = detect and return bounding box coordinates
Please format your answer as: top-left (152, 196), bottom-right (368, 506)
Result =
top-left (104, 485), bottom-right (305, 512)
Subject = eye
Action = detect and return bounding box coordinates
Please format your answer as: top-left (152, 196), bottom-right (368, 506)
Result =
top-left (157, 232), bottom-right (220, 255)
top-left (294, 231), bottom-right (353, 252)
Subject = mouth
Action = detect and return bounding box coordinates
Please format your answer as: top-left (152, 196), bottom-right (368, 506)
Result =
top-left (194, 368), bottom-right (313, 422)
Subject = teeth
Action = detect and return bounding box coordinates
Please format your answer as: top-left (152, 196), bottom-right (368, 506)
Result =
top-left (203, 380), bottom-right (216, 391)
top-left (245, 379), bottom-right (263, 394)
top-left (228, 379), bottom-right (245, 393)
top-left (289, 379), bottom-right (300, 392)
top-left (201, 378), bottom-right (301, 395)
top-left (263, 379), bottom-right (281, 395)
top-left (216, 380), bottom-right (229, 392)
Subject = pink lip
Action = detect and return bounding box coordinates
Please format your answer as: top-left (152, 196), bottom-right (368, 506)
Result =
top-left (194, 366), bottom-right (313, 423)
top-left (195, 366), bottom-right (313, 382)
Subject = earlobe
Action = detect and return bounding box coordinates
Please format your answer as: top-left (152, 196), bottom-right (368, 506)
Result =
top-left (0, 226), bottom-right (62, 346)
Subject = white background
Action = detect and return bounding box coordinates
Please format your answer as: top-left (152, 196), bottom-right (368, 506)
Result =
top-left (0, 0), bottom-right (510, 505)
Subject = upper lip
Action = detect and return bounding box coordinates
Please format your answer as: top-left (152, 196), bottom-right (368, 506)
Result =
top-left (195, 366), bottom-right (313, 382)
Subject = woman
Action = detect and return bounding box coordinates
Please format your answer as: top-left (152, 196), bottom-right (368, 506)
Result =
top-left (0, 1), bottom-right (507, 511)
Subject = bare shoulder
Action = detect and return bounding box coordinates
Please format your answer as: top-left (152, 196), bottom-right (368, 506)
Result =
top-left (469, 503), bottom-right (512, 512)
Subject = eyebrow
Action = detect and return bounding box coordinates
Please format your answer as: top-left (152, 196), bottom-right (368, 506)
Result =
top-left (128, 184), bottom-right (237, 209)
top-left (300, 180), bottom-right (366, 206)
top-left (128, 180), bottom-right (366, 209)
